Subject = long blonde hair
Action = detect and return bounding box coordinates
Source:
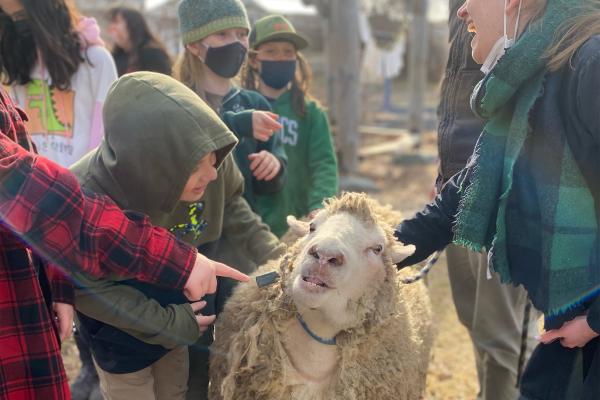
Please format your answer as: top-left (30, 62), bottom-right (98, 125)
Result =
top-left (546, 0), bottom-right (600, 71)
top-left (173, 49), bottom-right (208, 99)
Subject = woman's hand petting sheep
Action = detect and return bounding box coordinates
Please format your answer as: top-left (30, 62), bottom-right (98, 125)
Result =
top-left (190, 300), bottom-right (216, 334)
top-left (52, 302), bottom-right (74, 341)
top-left (538, 315), bottom-right (600, 348)
top-left (249, 150), bottom-right (281, 181)
top-left (252, 111), bottom-right (282, 142)
top-left (184, 252), bottom-right (250, 301)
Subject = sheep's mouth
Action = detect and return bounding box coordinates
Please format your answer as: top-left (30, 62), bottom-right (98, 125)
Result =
top-left (302, 276), bottom-right (331, 289)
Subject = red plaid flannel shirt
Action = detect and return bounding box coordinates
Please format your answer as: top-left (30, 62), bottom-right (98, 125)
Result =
top-left (0, 90), bottom-right (197, 399)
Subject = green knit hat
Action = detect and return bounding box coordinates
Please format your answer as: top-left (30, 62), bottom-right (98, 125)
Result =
top-left (178, 0), bottom-right (250, 45)
top-left (250, 15), bottom-right (309, 51)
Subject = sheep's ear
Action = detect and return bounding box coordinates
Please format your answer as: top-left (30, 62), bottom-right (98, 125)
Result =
top-left (287, 215), bottom-right (310, 236)
top-left (388, 242), bottom-right (416, 264)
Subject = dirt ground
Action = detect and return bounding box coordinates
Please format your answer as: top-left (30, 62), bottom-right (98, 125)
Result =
top-left (61, 128), bottom-right (480, 399)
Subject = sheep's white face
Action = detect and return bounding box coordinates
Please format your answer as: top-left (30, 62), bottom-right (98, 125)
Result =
top-left (287, 210), bottom-right (412, 330)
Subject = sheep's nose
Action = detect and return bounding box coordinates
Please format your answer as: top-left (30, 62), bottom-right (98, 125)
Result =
top-left (308, 245), bottom-right (345, 267)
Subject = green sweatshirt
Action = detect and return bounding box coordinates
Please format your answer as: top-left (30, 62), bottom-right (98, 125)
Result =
top-left (220, 87), bottom-right (288, 210)
top-left (70, 72), bottom-right (284, 350)
top-left (256, 91), bottom-right (339, 237)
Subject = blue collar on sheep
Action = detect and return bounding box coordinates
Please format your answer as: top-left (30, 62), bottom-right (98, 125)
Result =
top-left (296, 313), bottom-right (337, 345)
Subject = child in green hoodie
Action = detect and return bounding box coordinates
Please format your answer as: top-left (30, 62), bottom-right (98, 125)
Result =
top-left (242, 15), bottom-right (340, 237)
top-left (69, 72), bottom-right (284, 400)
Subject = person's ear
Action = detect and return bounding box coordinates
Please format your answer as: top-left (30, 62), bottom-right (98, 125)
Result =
top-left (186, 41), bottom-right (204, 58)
top-left (287, 216), bottom-right (310, 236)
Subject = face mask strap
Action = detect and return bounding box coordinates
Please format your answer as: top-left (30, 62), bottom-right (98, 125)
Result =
top-left (504, 0), bottom-right (523, 48)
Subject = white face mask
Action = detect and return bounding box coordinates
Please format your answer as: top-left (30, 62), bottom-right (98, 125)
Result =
top-left (480, 0), bottom-right (523, 74)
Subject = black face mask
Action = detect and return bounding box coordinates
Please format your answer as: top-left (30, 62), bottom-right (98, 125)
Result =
top-left (259, 60), bottom-right (296, 90)
top-left (203, 41), bottom-right (247, 78)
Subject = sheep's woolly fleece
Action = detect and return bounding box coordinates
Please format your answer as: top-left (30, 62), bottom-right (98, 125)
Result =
top-left (209, 193), bottom-right (434, 400)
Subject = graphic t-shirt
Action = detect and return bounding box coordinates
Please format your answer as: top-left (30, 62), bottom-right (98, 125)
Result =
top-left (9, 46), bottom-right (117, 167)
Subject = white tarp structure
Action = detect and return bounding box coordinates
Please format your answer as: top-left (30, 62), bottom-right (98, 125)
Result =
top-left (359, 12), bottom-right (406, 82)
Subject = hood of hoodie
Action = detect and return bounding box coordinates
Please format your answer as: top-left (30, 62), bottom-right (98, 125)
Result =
top-left (71, 71), bottom-right (237, 221)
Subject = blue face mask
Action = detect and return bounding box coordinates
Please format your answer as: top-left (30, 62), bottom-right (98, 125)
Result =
top-left (259, 60), bottom-right (296, 90)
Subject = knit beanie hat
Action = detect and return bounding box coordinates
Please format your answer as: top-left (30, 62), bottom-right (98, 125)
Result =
top-left (178, 0), bottom-right (250, 45)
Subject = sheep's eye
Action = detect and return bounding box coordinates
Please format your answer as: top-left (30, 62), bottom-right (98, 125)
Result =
top-left (371, 244), bottom-right (383, 255)
top-left (309, 223), bottom-right (316, 233)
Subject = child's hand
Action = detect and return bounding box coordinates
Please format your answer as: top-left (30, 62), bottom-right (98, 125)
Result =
top-left (538, 315), bottom-right (599, 348)
top-left (190, 301), bottom-right (216, 335)
top-left (248, 151), bottom-right (281, 181)
top-left (252, 111), bottom-right (282, 142)
top-left (184, 253), bottom-right (249, 301)
top-left (52, 302), bottom-right (74, 341)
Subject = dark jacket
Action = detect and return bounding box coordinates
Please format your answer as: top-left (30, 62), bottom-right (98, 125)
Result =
top-left (220, 88), bottom-right (288, 210)
top-left (113, 45), bottom-right (172, 77)
top-left (396, 36), bottom-right (600, 399)
top-left (436, 0), bottom-right (485, 188)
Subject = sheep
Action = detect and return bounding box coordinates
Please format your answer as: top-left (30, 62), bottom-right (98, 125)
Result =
top-left (209, 193), bottom-right (434, 400)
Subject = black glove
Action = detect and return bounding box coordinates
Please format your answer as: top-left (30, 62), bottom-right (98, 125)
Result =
top-left (393, 170), bottom-right (466, 269)
top-left (393, 208), bottom-right (454, 269)
top-left (394, 229), bottom-right (444, 269)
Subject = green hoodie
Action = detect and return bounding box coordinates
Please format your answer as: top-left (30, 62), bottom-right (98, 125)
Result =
top-left (256, 91), bottom-right (339, 237)
top-left (70, 72), bottom-right (284, 350)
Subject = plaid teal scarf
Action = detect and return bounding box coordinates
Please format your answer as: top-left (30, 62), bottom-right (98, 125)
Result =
top-left (454, 0), bottom-right (598, 316)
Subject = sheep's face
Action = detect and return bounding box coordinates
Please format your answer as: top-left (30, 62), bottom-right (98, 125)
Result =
top-left (286, 204), bottom-right (412, 330)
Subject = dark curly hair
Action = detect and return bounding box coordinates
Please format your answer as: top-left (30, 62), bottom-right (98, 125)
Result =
top-left (0, 0), bottom-right (85, 90)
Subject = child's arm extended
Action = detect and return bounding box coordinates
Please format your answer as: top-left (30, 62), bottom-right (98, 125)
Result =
top-left (73, 271), bottom-right (200, 349)
top-left (222, 110), bottom-right (281, 143)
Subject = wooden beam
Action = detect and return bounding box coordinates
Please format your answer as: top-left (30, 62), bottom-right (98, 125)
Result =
top-left (358, 126), bottom-right (410, 137)
top-left (358, 135), bottom-right (418, 158)
top-left (330, 0), bottom-right (361, 175)
top-left (407, 0), bottom-right (429, 134)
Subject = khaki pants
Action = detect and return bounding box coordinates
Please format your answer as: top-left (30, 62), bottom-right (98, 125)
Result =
top-left (94, 346), bottom-right (189, 400)
top-left (446, 244), bottom-right (539, 400)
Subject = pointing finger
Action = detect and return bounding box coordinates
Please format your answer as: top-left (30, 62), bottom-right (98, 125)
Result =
top-left (214, 262), bottom-right (250, 282)
top-left (264, 111), bottom-right (280, 121)
top-left (266, 118), bottom-right (283, 131)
